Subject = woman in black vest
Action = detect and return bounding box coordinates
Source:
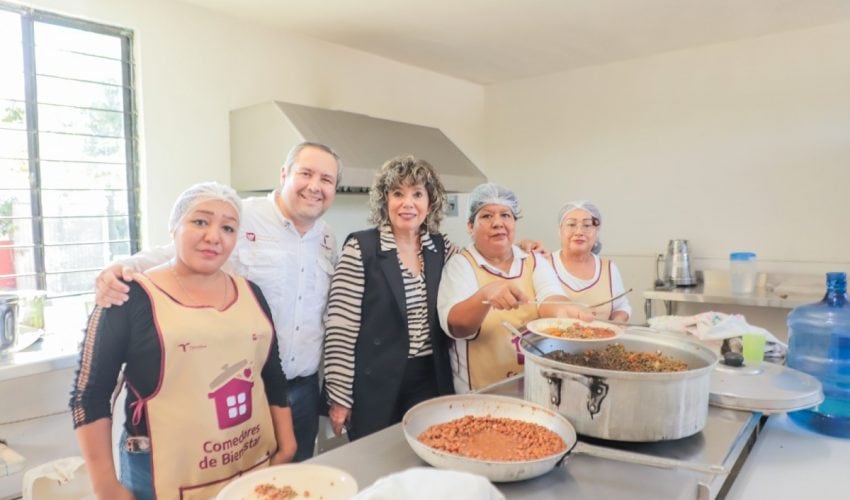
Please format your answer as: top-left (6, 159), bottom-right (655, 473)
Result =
top-left (323, 156), bottom-right (457, 440)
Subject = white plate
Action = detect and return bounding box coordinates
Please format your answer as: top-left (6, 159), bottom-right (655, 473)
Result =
top-left (216, 463), bottom-right (358, 500)
top-left (525, 317), bottom-right (623, 342)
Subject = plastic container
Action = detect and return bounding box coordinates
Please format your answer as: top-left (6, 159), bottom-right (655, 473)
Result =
top-left (786, 272), bottom-right (850, 438)
top-left (729, 252), bottom-right (758, 294)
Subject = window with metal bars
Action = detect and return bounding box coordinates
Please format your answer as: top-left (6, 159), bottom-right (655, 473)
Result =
top-left (0, 3), bottom-right (139, 311)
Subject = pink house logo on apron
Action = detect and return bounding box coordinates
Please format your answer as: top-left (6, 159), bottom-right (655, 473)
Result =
top-left (208, 360), bottom-right (254, 429)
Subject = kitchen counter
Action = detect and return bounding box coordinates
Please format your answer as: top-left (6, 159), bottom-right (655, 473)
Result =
top-left (643, 271), bottom-right (823, 318)
top-left (307, 376), bottom-right (761, 499)
top-left (644, 284), bottom-right (820, 310)
top-left (725, 413), bottom-right (848, 500)
top-left (0, 333), bottom-right (80, 382)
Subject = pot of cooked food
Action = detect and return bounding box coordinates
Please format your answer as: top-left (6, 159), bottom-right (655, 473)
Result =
top-left (521, 328), bottom-right (719, 442)
top-left (402, 394), bottom-right (725, 482)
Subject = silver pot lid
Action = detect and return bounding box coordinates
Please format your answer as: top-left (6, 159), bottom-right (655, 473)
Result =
top-left (709, 361), bottom-right (824, 413)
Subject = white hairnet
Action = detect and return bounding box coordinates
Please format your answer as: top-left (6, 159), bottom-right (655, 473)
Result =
top-left (168, 182), bottom-right (242, 233)
top-left (467, 183), bottom-right (521, 223)
top-left (558, 200), bottom-right (602, 254)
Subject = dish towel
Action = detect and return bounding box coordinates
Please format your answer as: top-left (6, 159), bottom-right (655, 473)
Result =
top-left (352, 467), bottom-right (505, 500)
top-left (647, 312), bottom-right (786, 356)
top-left (21, 456), bottom-right (95, 500)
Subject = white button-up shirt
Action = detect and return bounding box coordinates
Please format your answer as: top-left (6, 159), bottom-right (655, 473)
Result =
top-left (230, 193), bottom-right (337, 379)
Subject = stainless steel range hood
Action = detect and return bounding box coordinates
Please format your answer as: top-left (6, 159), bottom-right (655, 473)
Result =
top-left (229, 101), bottom-right (486, 193)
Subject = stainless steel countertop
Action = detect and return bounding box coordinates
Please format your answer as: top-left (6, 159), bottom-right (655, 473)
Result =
top-left (307, 377), bottom-right (761, 500)
top-left (643, 283), bottom-right (820, 309)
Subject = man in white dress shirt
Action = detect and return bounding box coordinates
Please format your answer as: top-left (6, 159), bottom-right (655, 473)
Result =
top-left (94, 142), bottom-right (341, 462)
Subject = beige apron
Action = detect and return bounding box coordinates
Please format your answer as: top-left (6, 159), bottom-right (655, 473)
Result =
top-left (133, 273), bottom-right (278, 500)
top-left (552, 254), bottom-right (614, 320)
top-left (462, 250), bottom-right (538, 391)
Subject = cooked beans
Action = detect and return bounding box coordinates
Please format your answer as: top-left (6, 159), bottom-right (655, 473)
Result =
top-left (546, 343), bottom-right (688, 372)
top-left (418, 415), bottom-right (567, 461)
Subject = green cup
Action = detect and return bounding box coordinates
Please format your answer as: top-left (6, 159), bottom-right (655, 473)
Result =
top-left (742, 332), bottom-right (766, 366)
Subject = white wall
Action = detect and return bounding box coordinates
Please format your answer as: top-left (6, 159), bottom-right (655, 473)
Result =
top-left (485, 21), bottom-right (850, 325)
top-left (22, 0), bottom-right (487, 248)
top-left (4, 2), bottom-right (485, 496)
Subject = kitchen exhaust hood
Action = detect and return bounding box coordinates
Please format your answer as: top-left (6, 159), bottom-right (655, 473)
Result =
top-left (229, 101), bottom-right (486, 193)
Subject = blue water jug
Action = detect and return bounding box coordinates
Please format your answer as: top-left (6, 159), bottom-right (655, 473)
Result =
top-left (786, 272), bottom-right (850, 437)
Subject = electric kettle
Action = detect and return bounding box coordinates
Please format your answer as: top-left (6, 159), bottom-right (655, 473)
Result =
top-left (659, 239), bottom-right (697, 287)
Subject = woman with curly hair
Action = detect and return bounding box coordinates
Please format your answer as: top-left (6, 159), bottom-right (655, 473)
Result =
top-left (322, 155), bottom-right (458, 440)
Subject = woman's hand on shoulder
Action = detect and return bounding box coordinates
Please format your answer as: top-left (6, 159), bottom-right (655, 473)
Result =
top-left (94, 263), bottom-right (136, 308)
top-left (517, 239), bottom-right (550, 258)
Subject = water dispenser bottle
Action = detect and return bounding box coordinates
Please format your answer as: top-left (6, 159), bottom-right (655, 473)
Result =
top-left (786, 272), bottom-right (850, 437)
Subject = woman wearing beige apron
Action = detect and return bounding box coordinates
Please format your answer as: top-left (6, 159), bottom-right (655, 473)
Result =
top-left (71, 183), bottom-right (296, 500)
top-left (436, 183), bottom-right (594, 393)
top-left (551, 201), bottom-right (632, 323)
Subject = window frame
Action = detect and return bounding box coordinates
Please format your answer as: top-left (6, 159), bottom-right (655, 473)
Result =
top-left (0, 1), bottom-right (140, 297)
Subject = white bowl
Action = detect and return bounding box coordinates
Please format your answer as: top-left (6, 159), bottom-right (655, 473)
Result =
top-left (216, 463), bottom-right (358, 500)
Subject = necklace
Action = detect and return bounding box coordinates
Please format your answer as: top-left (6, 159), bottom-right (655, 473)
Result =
top-left (169, 265), bottom-right (228, 309)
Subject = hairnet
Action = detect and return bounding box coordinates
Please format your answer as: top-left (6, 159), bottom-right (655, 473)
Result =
top-left (467, 183), bottom-right (521, 223)
top-left (558, 200), bottom-right (602, 254)
top-left (168, 182), bottom-right (242, 233)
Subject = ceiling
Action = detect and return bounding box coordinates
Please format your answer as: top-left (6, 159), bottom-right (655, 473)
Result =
top-left (179, 0), bottom-right (850, 84)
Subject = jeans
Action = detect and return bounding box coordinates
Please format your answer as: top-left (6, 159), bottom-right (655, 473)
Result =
top-left (287, 372), bottom-right (320, 462)
top-left (118, 431), bottom-right (154, 500)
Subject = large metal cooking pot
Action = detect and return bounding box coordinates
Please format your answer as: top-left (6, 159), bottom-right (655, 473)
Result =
top-left (522, 329), bottom-right (718, 441)
top-left (402, 394), bottom-right (725, 482)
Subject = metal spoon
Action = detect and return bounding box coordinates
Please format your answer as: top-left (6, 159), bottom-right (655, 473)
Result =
top-left (482, 288), bottom-right (633, 309)
top-left (586, 288), bottom-right (634, 309)
top-left (501, 320), bottom-right (546, 356)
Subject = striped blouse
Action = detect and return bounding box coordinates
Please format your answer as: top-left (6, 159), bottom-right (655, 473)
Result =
top-left (324, 225), bottom-right (457, 409)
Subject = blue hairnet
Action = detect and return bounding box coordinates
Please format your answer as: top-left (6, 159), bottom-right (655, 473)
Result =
top-left (558, 200), bottom-right (602, 254)
top-left (467, 183), bottom-right (521, 223)
top-left (168, 182), bottom-right (242, 233)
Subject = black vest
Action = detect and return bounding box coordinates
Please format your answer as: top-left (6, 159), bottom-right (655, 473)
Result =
top-left (348, 228), bottom-right (454, 437)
